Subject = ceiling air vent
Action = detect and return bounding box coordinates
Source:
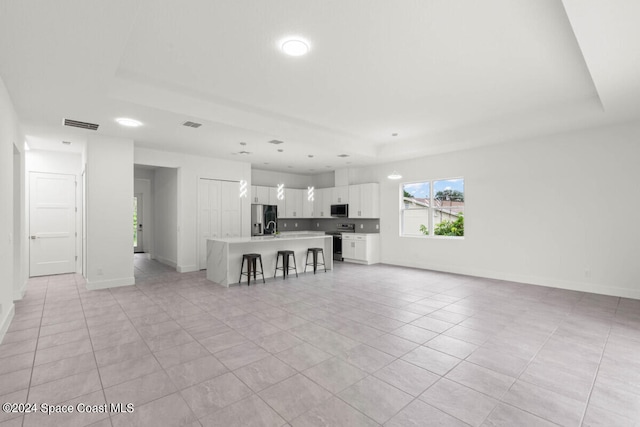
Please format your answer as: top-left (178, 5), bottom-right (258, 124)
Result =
top-left (62, 118), bottom-right (99, 131)
top-left (268, 139), bottom-right (284, 145)
top-left (182, 121), bottom-right (202, 128)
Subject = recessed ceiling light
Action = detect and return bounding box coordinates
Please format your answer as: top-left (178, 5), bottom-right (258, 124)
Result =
top-left (392, 133), bottom-right (398, 137)
top-left (277, 149), bottom-right (284, 152)
top-left (308, 155), bottom-right (314, 158)
top-left (281, 38), bottom-right (310, 56)
top-left (240, 142), bottom-right (247, 146)
top-left (337, 154), bottom-right (349, 158)
top-left (116, 118), bottom-right (142, 127)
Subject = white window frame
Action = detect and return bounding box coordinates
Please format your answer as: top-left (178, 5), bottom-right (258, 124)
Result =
top-left (399, 177), bottom-right (464, 239)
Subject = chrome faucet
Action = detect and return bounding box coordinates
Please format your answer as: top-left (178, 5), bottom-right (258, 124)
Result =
top-left (266, 221), bottom-right (277, 234)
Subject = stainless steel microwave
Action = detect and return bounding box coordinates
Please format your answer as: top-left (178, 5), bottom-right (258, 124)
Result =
top-left (330, 204), bottom-right (348, 217)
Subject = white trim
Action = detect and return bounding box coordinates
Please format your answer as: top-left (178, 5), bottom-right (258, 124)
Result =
top-left (155, 255), bottom-right (177, 269)
top-left (383, 260), bottom-right (640, 300)
top-left (0, 304), bottom-right (16, 344)
top-left (13, 279), bottom-right (27, 300)
top-left (86, 276), bottom-right (135, 290)
top-left (177, 264), bottom-right (198, 273)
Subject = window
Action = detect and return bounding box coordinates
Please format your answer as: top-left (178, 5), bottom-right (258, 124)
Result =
top-left (401, 178), bottom-right (464, 237)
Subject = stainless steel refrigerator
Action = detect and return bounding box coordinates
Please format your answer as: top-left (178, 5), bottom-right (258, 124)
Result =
top-left (251, 204), bottom-right (278, 236)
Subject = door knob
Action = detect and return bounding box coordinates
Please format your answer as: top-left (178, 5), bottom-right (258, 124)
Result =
top-left (30, 236), bottom-right (36, 239)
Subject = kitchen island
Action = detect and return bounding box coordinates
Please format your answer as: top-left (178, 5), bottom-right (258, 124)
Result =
top-left (206, 232), bottom-right (332, 286)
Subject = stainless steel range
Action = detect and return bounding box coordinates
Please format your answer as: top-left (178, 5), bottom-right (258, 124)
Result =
top-left (325, 223), bottom-right (355, 261)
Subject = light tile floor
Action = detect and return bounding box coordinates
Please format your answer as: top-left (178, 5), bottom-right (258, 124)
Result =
top-left (1, 256), bottom-right (640, 426)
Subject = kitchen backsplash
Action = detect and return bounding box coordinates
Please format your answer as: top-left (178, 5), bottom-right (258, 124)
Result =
top-left (277, 218), bottom-right (380, 233)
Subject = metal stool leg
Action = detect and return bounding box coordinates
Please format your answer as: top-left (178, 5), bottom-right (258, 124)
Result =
top-left (247, 257), bottom-right (253, 286)
top-left (239, 256), bottom-right (245, 284)
top-left (291, 253), bottom-right (298, 278)
top-left (313, 250), bottom-right (318, 274)
top-left (304, 250), bottom-right (310, 273)
top-left (321, 250), bottom-right (327, 272)
top-left (258, 256), bottom-right (265, 283)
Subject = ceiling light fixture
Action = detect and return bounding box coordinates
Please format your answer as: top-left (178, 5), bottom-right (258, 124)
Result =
top-left (281, 38), bottom-right (310, 56)
top-left (392, 133), bottom-right (398, 137)
top-left (116, 118), bottom-right (142, 127)
top-left (387, 171), bottom-right (402, 180)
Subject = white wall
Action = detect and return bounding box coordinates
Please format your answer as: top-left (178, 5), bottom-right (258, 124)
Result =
top-left (252, 169), bottom-right (314, 189)
top-left (26, 150), bottom-right (83, 275)
top-left (13, 144), bottom-right (26, 300)
top-left (153, 167), bottom-right (177, 267)
top-left (0, 76), bottom-right (19, 343)
top-left (86, 136), bottom-right (134, 289)
top-left (349, 121), bottom-right (640, 299)
top-left (134, 147), bottom-right (251, 272)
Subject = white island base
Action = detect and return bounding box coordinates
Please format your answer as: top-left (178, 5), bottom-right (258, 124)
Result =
top-left (206, 234), bottom-right (333, 286)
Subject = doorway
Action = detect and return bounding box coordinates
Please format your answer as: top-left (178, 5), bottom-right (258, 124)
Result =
top-left (29, 172), bottom-right (77, 276)
top-left (133, 192), bottom-right (143, 253)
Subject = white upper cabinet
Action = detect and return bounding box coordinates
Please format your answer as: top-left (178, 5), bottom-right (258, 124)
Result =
top-left (348, 183), bottom-right (380, 218)
top-left (284, 188), bottom-right (303, 218)
top-left (269, 187), bottom-right (285, 216)
top-left (331, 185), bottom-right (349, 204)
top-left (314, 188), bottom-right (331, 218)
top-left (250, 185), bottom-right (270, 204)
top-left (303, 188), bottom-right (315, 218)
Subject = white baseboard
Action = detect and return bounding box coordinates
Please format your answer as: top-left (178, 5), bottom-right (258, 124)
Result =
top-left (13, 279), bottom-right (27, 301)
top-left (155, 256), bottom-right (177, 269)
top-left (177, 264), bottom-right (198, 273)
top-left (86, 276), bottom-right (135, 290)
top-left (383, 259), bottom-right (640, 300)
top-left (0, 304), bottom-right (15, 345)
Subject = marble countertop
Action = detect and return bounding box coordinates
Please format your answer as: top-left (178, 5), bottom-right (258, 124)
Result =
top-left (209, 233), bottom-right (330, 244)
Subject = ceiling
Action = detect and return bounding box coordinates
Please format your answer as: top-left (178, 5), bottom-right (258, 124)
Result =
top-left (1, 0), bottom-right (639, 173)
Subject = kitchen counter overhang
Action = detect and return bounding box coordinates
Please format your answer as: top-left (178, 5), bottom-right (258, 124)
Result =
top-left (206, 233), bottom-right (333, 286)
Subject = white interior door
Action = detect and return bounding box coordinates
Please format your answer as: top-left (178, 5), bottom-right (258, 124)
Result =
top-left (198, 179), bottom-right (220, 270)
top-left (29, 172), bottom-right (76, 277)
top-left (133, 193), bottom-right (143, 253)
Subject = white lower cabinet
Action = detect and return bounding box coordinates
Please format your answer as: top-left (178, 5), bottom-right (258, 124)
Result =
top-left (342, 234), bottom-right (380, 265)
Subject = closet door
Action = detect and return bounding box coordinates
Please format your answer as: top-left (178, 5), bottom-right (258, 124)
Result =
top-left (198, 179), bottom-right (220, 270)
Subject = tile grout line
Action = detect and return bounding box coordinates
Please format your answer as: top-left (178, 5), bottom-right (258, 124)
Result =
top-left (577, 300), bottom-right (615, 426)
top-left (21, 275), bottom-right (49, 427)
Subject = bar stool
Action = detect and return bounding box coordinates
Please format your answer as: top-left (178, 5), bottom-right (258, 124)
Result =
top-left (304, 248), bottom-right (326, 274)
top-left (239, 253), bottom-right (265, 285)
top-left (274, 250), bottom-right (298, 279)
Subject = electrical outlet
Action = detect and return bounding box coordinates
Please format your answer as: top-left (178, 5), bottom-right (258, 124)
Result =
top-left (317, 223), bottom-right (319, 227)
top-left (376, 224), bottom-right (379, 230)
top-left (284, 223), bottom-right (287, 228)
top-left (295, 223), bottom-right (298, 228)
top-left (360, 224), bottom-right (363, 229)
